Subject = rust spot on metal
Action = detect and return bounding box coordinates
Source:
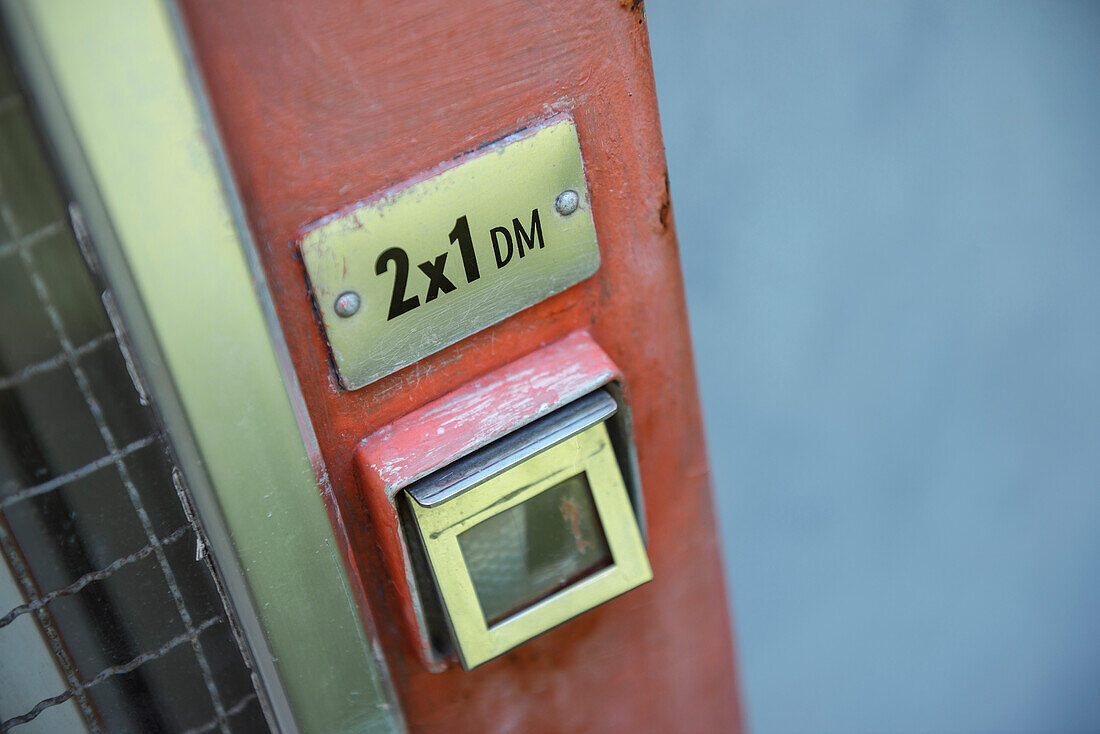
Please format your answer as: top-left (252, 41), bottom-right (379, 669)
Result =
top-left (559, 498), bottom-right (590, 553)
top-left (657, 170), bottom-right (671, 233)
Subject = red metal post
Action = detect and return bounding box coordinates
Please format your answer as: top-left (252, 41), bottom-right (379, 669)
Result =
top-left (177, 1), bottom-right (743, 730)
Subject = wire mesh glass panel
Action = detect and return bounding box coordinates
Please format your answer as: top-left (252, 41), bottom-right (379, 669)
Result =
top-left (0, 46), bottom-right (270, 734)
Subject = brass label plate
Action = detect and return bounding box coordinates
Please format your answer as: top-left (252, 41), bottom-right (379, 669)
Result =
top-left (299, 116), bottom-right (600, 389)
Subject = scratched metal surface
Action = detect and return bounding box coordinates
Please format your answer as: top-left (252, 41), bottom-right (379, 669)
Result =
top-left (299, 116), bottom-right (600, 389)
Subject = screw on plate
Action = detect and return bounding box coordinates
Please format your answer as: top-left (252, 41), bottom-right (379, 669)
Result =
top-left (555, 189), bottom-right (580, 216)
top-left (334, 291), bottom-right (361, 318)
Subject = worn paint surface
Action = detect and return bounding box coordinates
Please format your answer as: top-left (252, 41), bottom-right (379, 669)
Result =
top-left (359, 331), bottom-right (618, 495)
top-left (177, 0), bottom-right (742, 731)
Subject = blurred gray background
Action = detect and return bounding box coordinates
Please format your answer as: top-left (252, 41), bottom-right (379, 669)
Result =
top-left (646, 2), bottom-right (1100, 732)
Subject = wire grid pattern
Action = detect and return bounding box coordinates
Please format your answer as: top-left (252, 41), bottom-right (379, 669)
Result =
top-left (0, 66), bottom-right (268, 734)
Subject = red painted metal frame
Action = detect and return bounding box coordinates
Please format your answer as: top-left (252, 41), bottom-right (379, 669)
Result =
top-left (178, 0), bottom-right (743, 731)
top-left (359, 331), bottom-right (619, 495)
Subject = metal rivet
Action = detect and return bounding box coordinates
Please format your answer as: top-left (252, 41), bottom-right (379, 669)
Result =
top-left (334, 291), bottom-right (361, 318)
top-left (555, 189), bottom-right (580, 216)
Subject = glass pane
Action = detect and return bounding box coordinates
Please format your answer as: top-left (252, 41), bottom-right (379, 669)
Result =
top-left (458, 472), bottom-right (612, 626)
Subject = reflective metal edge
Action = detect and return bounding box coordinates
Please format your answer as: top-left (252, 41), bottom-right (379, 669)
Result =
top-left (408, 389), bottom-right (617, 508)
top-left (0, 2), bottom-right (404, 732)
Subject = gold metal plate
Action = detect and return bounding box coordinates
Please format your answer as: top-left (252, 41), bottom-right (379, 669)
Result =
top-left (405, 421), bottom-right (651, 670)
top-left (299, 116), bottom-right (600, 389)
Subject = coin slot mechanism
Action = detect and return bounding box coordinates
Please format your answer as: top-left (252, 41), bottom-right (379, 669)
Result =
top-left (400, 389), bottom-right (651, 670)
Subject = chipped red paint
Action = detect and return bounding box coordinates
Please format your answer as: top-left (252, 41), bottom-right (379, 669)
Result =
top-left (359, 331), bottom-right (618, 495)
top-left (177, 0), bottom-right (743, 731)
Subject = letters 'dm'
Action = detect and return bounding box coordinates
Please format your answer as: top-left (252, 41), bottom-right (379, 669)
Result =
top-left (492, 208), bottom-right (545, 268)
